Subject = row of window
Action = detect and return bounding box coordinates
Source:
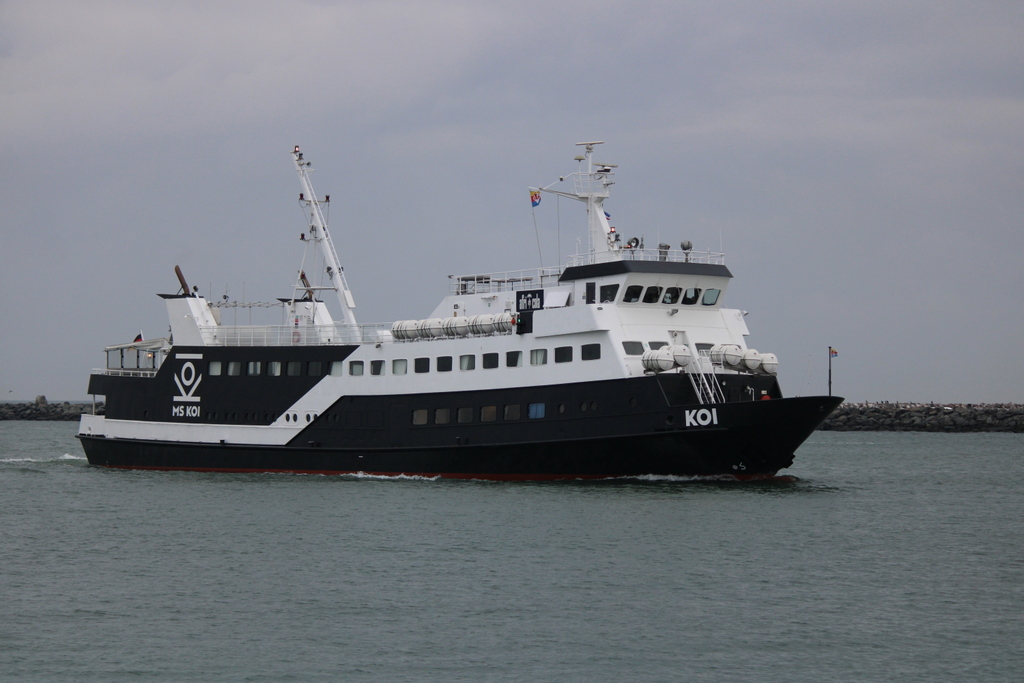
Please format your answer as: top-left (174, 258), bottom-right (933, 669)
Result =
top-left (206, 344), bottom-right (603, 378)
top-left (412, 400), bottom-right (600, 426)
top-left (594, 284), bottom-right (720, 306)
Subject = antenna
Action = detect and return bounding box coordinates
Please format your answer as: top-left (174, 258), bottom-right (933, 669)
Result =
top-left (533, 142), bottom-right (616, 257)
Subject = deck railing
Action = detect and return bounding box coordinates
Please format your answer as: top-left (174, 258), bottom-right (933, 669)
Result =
top-left (567, 247), bottom-right (725, 267)
top-left (93, 368), bottom-right (160, 378)
top-left (197, 323), bottom-right (394, 347)
top-left (447, 267), bottom-right (563, 295)
top-left (448, 249), bottom-right (726, 295)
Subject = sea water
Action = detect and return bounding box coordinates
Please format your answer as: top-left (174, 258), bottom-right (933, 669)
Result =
top-left (1, 421), bottom-right (1022, 682)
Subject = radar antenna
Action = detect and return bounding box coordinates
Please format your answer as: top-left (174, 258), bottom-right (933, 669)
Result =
top-left (529, 141), bottom-right (617, 256)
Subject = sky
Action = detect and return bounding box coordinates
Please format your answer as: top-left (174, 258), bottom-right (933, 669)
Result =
top-left (1, 0), bottom-right (1022, 403)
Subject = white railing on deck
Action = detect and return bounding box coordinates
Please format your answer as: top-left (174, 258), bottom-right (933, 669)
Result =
top-left (448, 250), bottom-right (726, 295)
top-left (448, 267), bottom-right (563, 294)
top-left (567, 247), bottom-right (725, 267)
top-left (198, 323), bottom-right (394, 347)
top-left (94, 368), bottom-right (159, 378)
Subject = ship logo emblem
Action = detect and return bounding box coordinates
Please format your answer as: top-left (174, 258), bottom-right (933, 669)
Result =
top-left (173, 360), bottom-right (202, 403)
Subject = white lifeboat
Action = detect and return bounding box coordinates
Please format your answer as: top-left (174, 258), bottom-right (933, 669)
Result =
top-left (669, 345), bottom-right (692, 368)
top-left (710, 343), bottom-right (744, 368)
top-left (741, 349), bottom-right (762, 372)
top-left (642, 348), bottom-right (676, 372)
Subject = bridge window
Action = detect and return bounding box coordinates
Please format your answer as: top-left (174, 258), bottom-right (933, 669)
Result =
top-left (436, 356), bottom-right (453, 372)
top-left (227, 361), bottom-right (242, 376)
top-left (247, 361), bottom-right (262, 376)
top-left (581, 343), bottom-right (601, 360)
top-left (682, 288), bottom-right (701, 305)
top-left (623, 285), bottom-right (643, 303)
top-left (308, 361), bottom-right (322, 377)
top-left (460, 354), bottom-right (476, 371)
top-left (648, 341), bottom-right (668, 350)
top-left (642, 286), bottom-right (663, 304)
top-left (528, 403), bottom-right (546, 419)
top-left (414, 357), bottom-right (430, 373)
top-left (349, 361), bottom-right (364, 376)
top-left (392, 358), bottom-right (408, 375)
top-left (370, 360), bottom-right (385, 376)
top-left (600, 284), bottom-right (619, 303)
top-left (209, 361), bottom-right (223, 376)
top-left (483, 353), bottom-right (499, 369)
top-left (287, 361), bottom-right (302, 376)
top-left (507, 351), bottom-right (523, 367)
top-left (554, 346), bottom-right (573, 363)
top-left (702, 289), bottom-right (721, 306)
top-left (530, 349), bottom-right (547, 365)
top-left (329, 361), bottom-right (344, 376)
top-left (662, 287), bottom-right (681, 304)
top-left (268, 361), bottom-right (281, 376)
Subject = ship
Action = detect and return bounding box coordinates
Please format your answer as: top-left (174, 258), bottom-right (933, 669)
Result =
top-left (77, 142), bottom-right (842, 479)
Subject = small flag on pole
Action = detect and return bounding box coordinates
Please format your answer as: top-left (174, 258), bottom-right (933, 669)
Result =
top-left (530, 191), bottom-right (541, 207)
top-left (604, 210), bottom-right (611, 219)
top-left (830, 348), bottom-right (838, 357)
top-left (134, 331), bottom-right (144, 343)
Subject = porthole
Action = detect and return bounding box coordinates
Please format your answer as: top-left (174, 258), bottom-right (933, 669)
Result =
top-left (558, 403), bottom-right (566, 414)
top-left (590, 401), bottom-right (598, 411)
top-left (629, 397), bottom-right (638, 408)
top-left (666, 414), bottom-right (676, 425)
top-left (580, 402), bottom-right (588, 412)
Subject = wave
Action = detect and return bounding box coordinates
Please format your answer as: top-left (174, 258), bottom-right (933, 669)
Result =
top-left (0, 453), bottom-right (87, 463)
top-left (341, 471), bottom-right (442, 481)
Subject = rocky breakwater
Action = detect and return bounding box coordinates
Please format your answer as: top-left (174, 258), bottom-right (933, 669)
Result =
top-left (0, 396), bottom-right (103, 421)
top-left (819, 402), bottom-right (1024, 433)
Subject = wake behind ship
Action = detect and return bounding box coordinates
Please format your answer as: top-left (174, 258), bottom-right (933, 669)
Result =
top-left (78, 142), bottom-right (842, 479)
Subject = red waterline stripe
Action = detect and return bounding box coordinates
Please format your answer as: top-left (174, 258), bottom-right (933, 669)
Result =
top-left (98, 464), bottom-right (782, 482)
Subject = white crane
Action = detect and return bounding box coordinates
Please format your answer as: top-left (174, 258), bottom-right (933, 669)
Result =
top-left (291, 145), bottom-right (357, 327)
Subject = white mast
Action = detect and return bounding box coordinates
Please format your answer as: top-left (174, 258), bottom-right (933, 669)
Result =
top-left (291, 145), bottom-right (357, 326)
top-left (531, 141), bottom-right (618, 258)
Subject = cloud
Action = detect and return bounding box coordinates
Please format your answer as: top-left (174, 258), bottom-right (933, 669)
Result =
top-left (0, 0), bottom-right (512, 143)
top-left (1, 1), bottom-right (1023, 401)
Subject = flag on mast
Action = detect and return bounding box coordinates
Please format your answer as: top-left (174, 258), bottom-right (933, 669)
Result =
top-left (830, 348), bottom-right (838, 358)
top-left (530, 191), bottom-right (541, 207)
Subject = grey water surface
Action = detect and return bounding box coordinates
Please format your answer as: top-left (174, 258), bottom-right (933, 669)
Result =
top-left (2, 421), bottom-right (1021, 682)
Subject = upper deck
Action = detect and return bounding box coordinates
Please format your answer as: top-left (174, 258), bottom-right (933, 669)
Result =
top-left (449, 247), bottom-right (726, 295)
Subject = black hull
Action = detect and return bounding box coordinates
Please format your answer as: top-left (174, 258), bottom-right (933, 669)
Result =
top-left (78, 396), bottom-right (842, 480)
